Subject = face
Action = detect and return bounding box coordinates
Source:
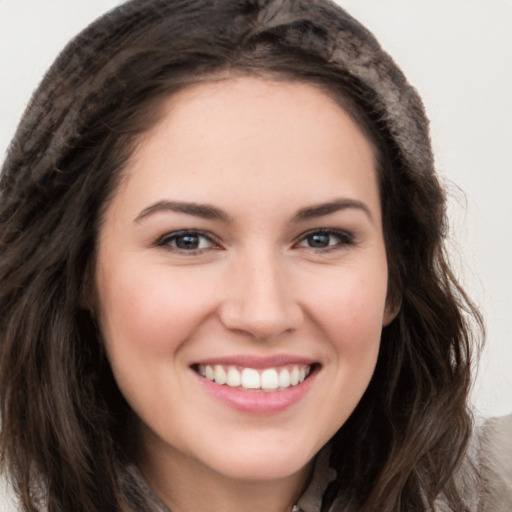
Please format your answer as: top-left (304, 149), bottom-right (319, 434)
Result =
top-left (95, 77), bottom-right (395, 488)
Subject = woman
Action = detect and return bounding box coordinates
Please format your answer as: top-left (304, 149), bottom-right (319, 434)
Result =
top-left (0, 1), bottom-right (510, 511)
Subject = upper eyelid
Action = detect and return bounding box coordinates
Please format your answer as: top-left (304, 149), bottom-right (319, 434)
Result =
top-left (154, 227), bottom-right (355, 249)
top-left (156, 229), bottom-right (219, 247)
top-left (294, 228), bottom-right (355, 242)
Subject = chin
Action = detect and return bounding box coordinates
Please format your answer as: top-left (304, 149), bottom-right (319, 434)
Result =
top-left (197, 438), bottom-right (318, 483)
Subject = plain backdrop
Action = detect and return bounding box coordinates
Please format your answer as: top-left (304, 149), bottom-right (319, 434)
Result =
top-left (0, 5), bottom-right (510, 504)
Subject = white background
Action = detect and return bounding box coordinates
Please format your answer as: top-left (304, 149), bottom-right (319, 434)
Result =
top-left (0, 2), bottom-right (511, 506)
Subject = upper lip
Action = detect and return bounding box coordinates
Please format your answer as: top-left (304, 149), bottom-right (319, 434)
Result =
top-left (190, 354), bottom-right (317, 369)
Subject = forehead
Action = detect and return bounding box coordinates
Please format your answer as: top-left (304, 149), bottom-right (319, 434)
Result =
top-left (109, 77), bottom-right (380, 222)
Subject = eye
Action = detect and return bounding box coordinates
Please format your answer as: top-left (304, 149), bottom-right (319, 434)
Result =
top-left (295, 229), bottom-right (354, 250)
top-left (156, 230), bottom-right (217, 252)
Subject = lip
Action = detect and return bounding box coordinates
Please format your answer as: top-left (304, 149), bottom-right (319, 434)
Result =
top-left (190, 355), bottom-right (319, 414)
top-left (191, 354), bottom-right (317, 369)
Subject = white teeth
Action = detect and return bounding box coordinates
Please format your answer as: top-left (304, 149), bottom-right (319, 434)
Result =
top-left (205, 365), bottom-right (215, 381)
top-left (241, 368), bottom-right (260, 389)
top-left (197, 364), bottom-right (312, 391)
top-left (290, 366), bottom-right (300, 386)
top-left (226, 366), bottom-right (241, 387)
top-left (214, 365), bottom-right (227, 385)
top-left (261, 369), bottom-right (279, 390)
top-left (278, 368), bottom-right (291, 388)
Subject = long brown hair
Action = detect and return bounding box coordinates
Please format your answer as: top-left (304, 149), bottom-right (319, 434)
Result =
top-left (0, 1), bottom-right (483, 510)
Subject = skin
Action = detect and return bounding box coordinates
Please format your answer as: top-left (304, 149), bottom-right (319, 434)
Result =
top-left (95, 77), bottom-right (397, 512)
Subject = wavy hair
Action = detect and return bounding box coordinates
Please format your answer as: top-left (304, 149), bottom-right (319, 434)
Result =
top-left (0, 1), bottom-right (482, 510)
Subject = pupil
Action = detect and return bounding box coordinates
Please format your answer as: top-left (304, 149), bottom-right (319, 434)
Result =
top-left (176, 234), bottom-right (199, 249)
top-left (308, 233), bottom-right (329, 248)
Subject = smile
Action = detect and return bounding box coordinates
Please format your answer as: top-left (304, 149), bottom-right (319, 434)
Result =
top-left (195, 364), bottom-right (312, 392)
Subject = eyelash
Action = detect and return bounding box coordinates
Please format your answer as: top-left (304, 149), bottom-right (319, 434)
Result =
top-left (155, 230), bottom-right (220, 255)
top-left (155, 228), bottom-right (355, 254)
top-left (294, 228), bottom-right (355, 252)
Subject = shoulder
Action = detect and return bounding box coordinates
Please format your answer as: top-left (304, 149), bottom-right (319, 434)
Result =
top-left (474, 414), bottom-right (512, 510)
top-left (436, 414), bottom-right (512, 511)
top-left (0, 474), bottom-right (20, 512)
top-left (306, 415), bottom-right (512, 512)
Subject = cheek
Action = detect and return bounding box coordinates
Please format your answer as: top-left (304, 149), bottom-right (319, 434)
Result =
top-left (302, 258), bottom-right (387, 400)
top-left (306, 261), bottom-right (389, 343)
top-left (96, 261), bottom-right (219, 360)
top-left (94, 261), bottom-right (222, 422)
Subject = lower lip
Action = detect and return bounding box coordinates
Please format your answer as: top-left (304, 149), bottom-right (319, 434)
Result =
top-left (195, 371), bottom-right (316, 414)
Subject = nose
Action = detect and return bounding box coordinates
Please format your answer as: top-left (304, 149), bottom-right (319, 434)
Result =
top-left (218, 249), bottom-right (303, 340)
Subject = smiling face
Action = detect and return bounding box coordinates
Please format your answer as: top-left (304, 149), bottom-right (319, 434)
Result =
top-left (95, 76), bottom-right (395, 496)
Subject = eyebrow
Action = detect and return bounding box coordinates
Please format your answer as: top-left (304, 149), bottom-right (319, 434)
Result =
top-left (134, 200), bottom-right (233, 223)
top-left (291, 198), bottom-right (374, 223)
top-left (134, 197), bottom-right (373, 225)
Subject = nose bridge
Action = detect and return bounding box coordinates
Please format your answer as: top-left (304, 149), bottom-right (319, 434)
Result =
top-left (219, 245), bottom-right (302, 339)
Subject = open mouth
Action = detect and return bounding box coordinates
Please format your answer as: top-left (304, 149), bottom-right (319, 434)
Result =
top-left (192, 363), bottom-right (319, 392)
